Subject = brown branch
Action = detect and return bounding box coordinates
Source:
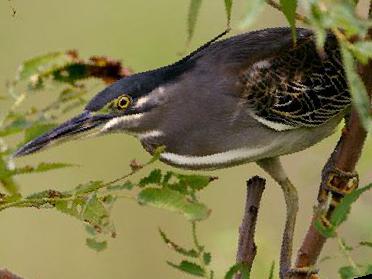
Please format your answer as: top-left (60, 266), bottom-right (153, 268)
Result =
top-left (292, 24), bottom-right (372, 279)
top-left (0, 269), bottom-right (24, 279)
top-left (235, 176), bottom-right (266, 279)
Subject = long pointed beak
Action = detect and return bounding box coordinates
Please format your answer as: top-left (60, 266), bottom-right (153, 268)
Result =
top-left (14, 111), bottom-right (112, 157)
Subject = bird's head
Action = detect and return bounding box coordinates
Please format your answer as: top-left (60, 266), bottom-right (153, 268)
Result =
top-left (13, 70), bottom-right (173, 157)
top-left (13, 30), bottom-right (228, 158)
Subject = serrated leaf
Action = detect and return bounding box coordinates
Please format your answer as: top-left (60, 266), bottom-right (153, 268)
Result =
top-left (107, 181), bottom-right (134, 191)
top-left (159, 229), bottom-right (199, 257)
top-left (9, 162), bottom-right (74, 175)
top-left (23, 123), bottom-right (57, 143)
top-left (55, 198), bottom-right (83, 217)
top-left (26, 189), bottom-right (67, 200)
top-left (224, 0), bottom-right (233, 26)
top-left (268, 261), bottom-right (275, 279)
top-left (167, 260), bottom-right (206, 277)
top-left (225, 263), bottom-right (250, 279)
top-left (341, 44), bottom-right (372, 131)
top-left (239, 0), bottom-right (265, 28)
top-left (280, 0), bottom-right (297, 42)
top-left (86, 238), bottom-right (107, 252)
top-left (203, 252), bottom-right (211, 265)
top-left (139, 169), bottom-right (162, 187)
top-left (176, 174), bottom-right (215, 191)
top-left (75, 181), bottom-right (103, 194)
top-left (17, 52), bottom-right (72, 81)
top-left (82, 194), bottom-right (109, 227)
top-left (330, 183), bottom-right (372, 230)
top-left (187, 0), bottom-right (203, 42)
top-left (138, 188), bottom-right (210, 221)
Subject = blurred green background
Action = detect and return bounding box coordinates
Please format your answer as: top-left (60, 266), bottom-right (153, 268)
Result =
top-left (0, 1), bottom-right (371, 278)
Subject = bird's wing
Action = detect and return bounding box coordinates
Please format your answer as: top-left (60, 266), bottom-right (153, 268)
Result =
top-left (236, 31), bottom-right (350, 131)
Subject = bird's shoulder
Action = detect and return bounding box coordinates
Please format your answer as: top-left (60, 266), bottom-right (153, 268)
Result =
top-left (199, 28), bottom-right (350, 130)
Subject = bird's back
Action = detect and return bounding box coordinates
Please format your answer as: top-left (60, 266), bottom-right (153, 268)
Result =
top-left (193, 27), bottom-right (350, 131)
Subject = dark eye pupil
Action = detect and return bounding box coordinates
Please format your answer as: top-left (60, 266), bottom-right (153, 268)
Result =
top-left (117, 96), bottom-right (130, 109)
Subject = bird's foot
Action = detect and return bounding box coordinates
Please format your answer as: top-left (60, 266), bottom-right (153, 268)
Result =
top-left (286, 266), bottom-right (319, 279)
top-left (319, 164), bottom-right (359, 205)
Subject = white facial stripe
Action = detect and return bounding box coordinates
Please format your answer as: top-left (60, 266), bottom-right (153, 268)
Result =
top-left (135, 95), bottom-right (151, 108)
top-left (160, 144), bottom-right (273, 167)
top-left (137, 130), bottom-right (164, 140)
top-left (134, 86), bottom-right (167, 109)
top-left (250, 113), bottom-right (295, 131)
top-left (100, 113), bottom-right (144, 132)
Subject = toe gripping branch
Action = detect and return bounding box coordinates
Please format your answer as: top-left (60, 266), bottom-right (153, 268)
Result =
top-left (318, 163), bottom-right (359, 206)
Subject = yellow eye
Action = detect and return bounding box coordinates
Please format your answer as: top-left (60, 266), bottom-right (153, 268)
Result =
top-left (116, 95), bottom-right (132, 110)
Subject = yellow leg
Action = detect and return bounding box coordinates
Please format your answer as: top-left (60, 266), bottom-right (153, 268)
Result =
top-left (257, 157), bottom-right (299, 279)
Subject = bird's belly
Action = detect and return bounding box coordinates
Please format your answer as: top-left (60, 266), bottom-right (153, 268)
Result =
top-left (139, 114), bottom-right (342, 170)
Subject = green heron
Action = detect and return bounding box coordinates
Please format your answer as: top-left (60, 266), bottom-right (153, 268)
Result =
top-left (15, 28), bottom-right (351, 278)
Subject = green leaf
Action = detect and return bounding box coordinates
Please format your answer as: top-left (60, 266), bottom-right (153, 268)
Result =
top-left (341, 44), bottom-right (372, 131)
top-left (138, 188), bottom-right (210, 221)
top-left (224, 0), bottom-right (233, 26)
top-left (26, 190), bottom-right (67, 200)
top-left (203, 252), bottom-right (211, 265)
top-left (74, 181), bottom-right (103, 194)
top-left (0, 116), bottom-right (29, 137)
top-left (239, 0), bottom-right (265, 28)
top-left (225, 263), bottom-right (250, 279)
top-left (316, 183), bottom-right (372, 238)
top-left (280, 0), bottom-right (297, 42)
top-left (351, 41), bottom-right (372, 64)
top-left (139, 169), bottom-right (162, 187)
top-left (187, 0), bottom-right (203, 42)
top-left (107, 181), bottom-right (134, 191)
top-left (314, 218), bottom-right (336, 238)
top-left (330, 183), bottom-right (372, 230)
top-left (359, 241), bottom-right (372, 248)
top-left (176, 174), bottom-right (215, 191)
top-left (167, 260), bottom-right (206, 277)
top-left (82, 194), bottom-right (109, 227)
top-left (148, 145), bottom-right (166, 163)
top-left (17, 51), bottom-right (72, 81)
top-left (268, 261), bottom-right (275, 279)
top-left (85, 224), bottom-right (97, 236)
top-left (23, 123), bottom-right (57, 143)
top-left (159, 229), bottom-right (199, 257)
top-left (55, 199), bottom-right (83, 217)
top-left (1, 162), bottom-right (73, 179)
top-left (86, 238), bottom-right (107, 252)
top-left (339, 266), bottom-right (360, 279)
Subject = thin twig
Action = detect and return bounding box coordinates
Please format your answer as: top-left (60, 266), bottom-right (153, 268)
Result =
top-left (266, 0), bottom-right (309, 23)
top-left (235, 176), bottom-right (266, 279)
